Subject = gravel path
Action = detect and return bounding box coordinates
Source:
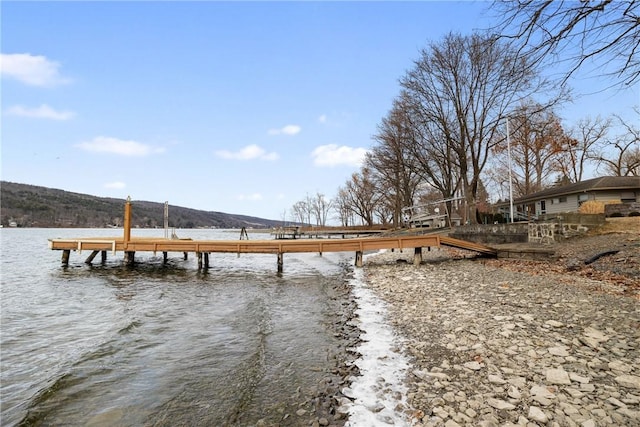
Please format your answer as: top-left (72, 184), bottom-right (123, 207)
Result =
top-left (363, 246), bottom-right (640, 427)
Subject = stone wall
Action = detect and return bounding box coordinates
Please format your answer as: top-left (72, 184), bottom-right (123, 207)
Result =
top-left (605, 202), bottom-right (640, 217)
top-left (449, 223), bottom-right (529, 244)
top-left (538, 213), bottom-right (606, 225)
top-left (450, 214), bottom-right (606, 244)
top-left (528, 214), bottom-right (605, 243)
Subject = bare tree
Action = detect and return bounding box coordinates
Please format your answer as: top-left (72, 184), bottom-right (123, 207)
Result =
top-left (340, 168), bottom-right (379, 226)
top-left (401, 32), bottom-right (562, 223)
top-left (557, 116), bottom-right (611, 183)
top-left (493, 0), bottom-right (640, 86)
top-left (366, 96), bottom-right (422, 227)
top-left (310, 192), bottom-right (333, 226)
top-left (595, 110), bottom-right (640, 176)
top-left (290, 200), bottom-right (309, 225)
top-left (333, 188), bottom-right (354, 227)
top-left (402, 103), bottom-right (463, 220)
top-left (372, 197), bottom-right (394, 226)
top-left (493, 102), bottom-right (572, 196)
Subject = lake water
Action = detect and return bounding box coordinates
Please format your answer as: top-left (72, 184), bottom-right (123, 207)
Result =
top-left (1, 228), bottom-right (358, 426)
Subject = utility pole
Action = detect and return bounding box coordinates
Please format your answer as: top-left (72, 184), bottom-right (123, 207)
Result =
top-left (506, 118), bottom-right (514, 223)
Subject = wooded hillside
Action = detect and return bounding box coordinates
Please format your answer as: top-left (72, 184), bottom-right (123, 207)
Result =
top-left (0, 181), bottom-right (283, 229)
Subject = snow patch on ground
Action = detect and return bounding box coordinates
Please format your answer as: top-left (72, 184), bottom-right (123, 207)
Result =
top-left (345, 254), bottom-right (412, 426)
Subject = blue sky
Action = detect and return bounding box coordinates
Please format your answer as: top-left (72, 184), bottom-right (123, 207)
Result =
top-left (2, 1), bottom-right (638, 222)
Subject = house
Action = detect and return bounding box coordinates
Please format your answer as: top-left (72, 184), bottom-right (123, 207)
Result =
top-left (498, 176), bottom-right (640, 220)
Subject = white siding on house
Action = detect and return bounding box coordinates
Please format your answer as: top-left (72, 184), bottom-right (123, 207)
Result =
top-left (507, 180), bottom-right (640, 217)
top-left (546, 194), bottom-right (578, 214)
top-left (620, 191), bottom-right (638, 202)
top-left (591, 190), bottom-right (630, 203)
top-left (542, 191), bottom-right (636, 215)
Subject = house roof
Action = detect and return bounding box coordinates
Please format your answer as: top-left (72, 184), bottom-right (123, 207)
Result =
top-left (513, 176), bottom-right (640, 205)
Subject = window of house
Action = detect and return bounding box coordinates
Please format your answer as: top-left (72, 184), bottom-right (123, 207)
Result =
top-left (559, 197), bottom-right (567, 203)
top-left (540, 200), bottom-right (546, 214)
top-left (578, 194), bottom-right (589, 206)
top-left (621, 192), bottom-right (636, 203)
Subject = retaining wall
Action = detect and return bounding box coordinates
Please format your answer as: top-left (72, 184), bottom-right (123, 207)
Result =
top-left (450, 214), bottom-right (606, 244)
top-left (605, 202), bottom-right (640, 217)
top-left (449, 223), bottom-right (529, 244)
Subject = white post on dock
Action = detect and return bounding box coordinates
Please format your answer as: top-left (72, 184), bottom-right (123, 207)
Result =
top-left (164, 201), bottom-right (169, 239)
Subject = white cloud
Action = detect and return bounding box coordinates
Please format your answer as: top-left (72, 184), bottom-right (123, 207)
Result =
top-left (104, 181), bottom-right (126, 189)
top-left (268, 124), bottom-right (301, 136)
top-left (1, 53), bottom-right (71, 87)
top-left (215, 144), bottom-right (279, 161)
top-left (76, 136), bottom-right (165, 157)
top-left (236, 193), bottom-right (263, 201)
top-left (318, 114), bottom-right (327, 124)
top-left (312, 144), bottom-right (368, 167)
top-left (6, 104), bottom-right (75, 120)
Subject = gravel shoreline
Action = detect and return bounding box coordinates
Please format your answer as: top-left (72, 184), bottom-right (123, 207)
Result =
top-left (362, 247), bottom-right (640, 427)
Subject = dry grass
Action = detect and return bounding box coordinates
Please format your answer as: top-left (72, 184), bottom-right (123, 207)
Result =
top-left (597, 217), bottom-right (640, 234)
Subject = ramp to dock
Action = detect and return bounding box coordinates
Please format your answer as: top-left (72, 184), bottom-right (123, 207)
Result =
top-left (439, 236), bottom-right (498, 256)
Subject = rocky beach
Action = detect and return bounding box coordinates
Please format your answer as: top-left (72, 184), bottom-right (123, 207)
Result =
top-left (355, 223), bottom-right (639, 427)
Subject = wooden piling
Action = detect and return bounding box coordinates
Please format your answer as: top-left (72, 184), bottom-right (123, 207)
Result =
top-left (277, 252), bottom-right (283, 273)
top-left (62, 250), bottom-right (70, 266)
top-left (197, 252), bottom-right (203, 269)
top-left (414, 247), bottom-right (423, 265)
top-left (183, 252), bottom-right (188, 260)
top-left (204, 253), bottom-right (210, 269)
top-left (101, 251), bottom-right (107, 263)
top-left (355, 251), bottom-right (363, 267)
top-left (163, 252), bottom-right (168, 264)
top-left (125, 251), bottom-right (135, 266)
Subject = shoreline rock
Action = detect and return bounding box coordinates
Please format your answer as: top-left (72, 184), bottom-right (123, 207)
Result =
top-left (361, 247), bottom-right (640, 426)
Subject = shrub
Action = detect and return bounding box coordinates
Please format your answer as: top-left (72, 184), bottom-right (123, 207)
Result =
top-left (578, 200), bottom-right (605, 214)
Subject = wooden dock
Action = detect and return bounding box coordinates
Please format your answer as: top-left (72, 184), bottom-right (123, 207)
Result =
top-left (271, 226), bottom-right (386, 239)
top-left (48, 200), bottom-right (496, 272)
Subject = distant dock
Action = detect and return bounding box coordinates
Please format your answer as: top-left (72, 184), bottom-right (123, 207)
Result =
top-left (49, 200), bottom-right (496, 272)
top-left (271, 226), bottom-right (386, 239)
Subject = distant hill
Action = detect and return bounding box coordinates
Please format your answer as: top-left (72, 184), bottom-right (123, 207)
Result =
top-left (0, 181), bottom-right (285, 229)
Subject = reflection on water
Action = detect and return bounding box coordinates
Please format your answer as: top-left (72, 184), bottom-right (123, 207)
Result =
top-left (1, 228), bottom-right (351, 426)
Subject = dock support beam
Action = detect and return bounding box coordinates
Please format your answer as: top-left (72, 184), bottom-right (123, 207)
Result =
top-left (101, 251), bottom-right (107, 263)
top-left (183, 252), bottom-right (188, 260)
top-left (204, 253), bottom-right (210, 269)
top-left (62, 250), bottom-right (70, 266)
top-left (125, 251), bottom-right (135, 266)
top-left (197, 252), bottom-right (203, 269)
top-left (355, 251), bottom-right (363, 267)
top-left (414, 247), bottom-right (423, 265)
top-left (163, 252), bottom-right (168, 264)
top-left (277, 252), bottom-right (283, 273)
top-left (85, 250), bottom-right (100, 265)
